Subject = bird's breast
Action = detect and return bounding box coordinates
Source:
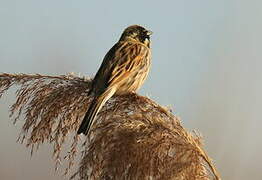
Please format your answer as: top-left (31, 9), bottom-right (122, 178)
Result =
top-left (115, 51), bottom-right (151, 95)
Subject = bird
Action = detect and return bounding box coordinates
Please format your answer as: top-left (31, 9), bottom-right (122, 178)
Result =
top-left (77, 25), bottom-right (152, 135)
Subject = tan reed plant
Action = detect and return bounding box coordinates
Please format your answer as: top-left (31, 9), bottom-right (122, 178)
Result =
top-left (0, 73), bottom-right (220, 180)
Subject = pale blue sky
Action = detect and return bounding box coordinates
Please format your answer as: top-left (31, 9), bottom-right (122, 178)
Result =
top-left (0, 1), bottom-right (262, 179)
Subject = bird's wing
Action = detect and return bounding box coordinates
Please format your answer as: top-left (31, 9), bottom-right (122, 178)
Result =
top-left (108, 55), bottom-right (144, 86)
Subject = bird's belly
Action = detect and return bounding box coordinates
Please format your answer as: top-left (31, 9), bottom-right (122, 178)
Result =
top-left (115, 68), bottom-right (149, 95)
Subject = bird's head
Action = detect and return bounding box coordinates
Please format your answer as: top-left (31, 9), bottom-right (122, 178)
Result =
top-left (119, 25), bottom-right (152, 47)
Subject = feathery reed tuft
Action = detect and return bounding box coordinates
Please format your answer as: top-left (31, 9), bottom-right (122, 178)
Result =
top-left (0, 73), bottom-right (220, 180)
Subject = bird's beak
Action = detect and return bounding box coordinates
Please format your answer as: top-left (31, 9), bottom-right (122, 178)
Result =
top-left (146, 30), bottom-right (153, 36)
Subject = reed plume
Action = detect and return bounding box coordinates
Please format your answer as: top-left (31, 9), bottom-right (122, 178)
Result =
top-left (0, 73), bottom-right (220, 180)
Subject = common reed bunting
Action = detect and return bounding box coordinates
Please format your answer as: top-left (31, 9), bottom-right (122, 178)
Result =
top-left (77, 25), bottom-right (152, 135)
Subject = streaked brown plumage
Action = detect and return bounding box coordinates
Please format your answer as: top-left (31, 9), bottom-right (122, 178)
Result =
top-left (77, 25), bottom-right (152, 135)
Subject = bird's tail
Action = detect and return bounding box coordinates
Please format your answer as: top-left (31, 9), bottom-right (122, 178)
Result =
top-left (77, 88), bottom-right (115, 135)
